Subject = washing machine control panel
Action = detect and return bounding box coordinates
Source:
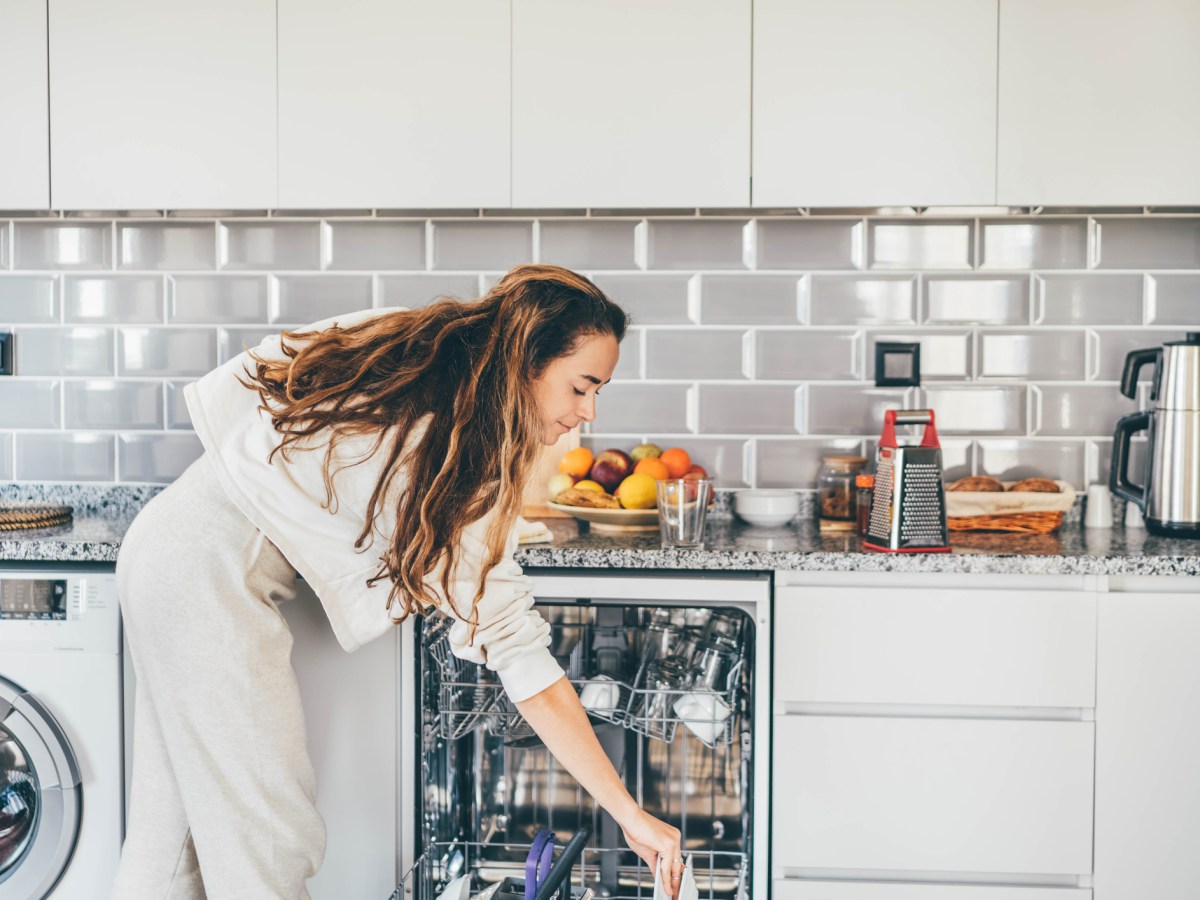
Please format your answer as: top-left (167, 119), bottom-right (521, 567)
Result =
top-left (1, 578), bottom-right (68, 620)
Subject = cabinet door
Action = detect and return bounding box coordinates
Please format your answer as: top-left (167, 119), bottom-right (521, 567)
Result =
top-left (774, 881), bottom-right (1091, 900)
top-left (49, 0), bottom-right (275, 210)
top-left (773, 716), bottom-right (1095, 875)
top-left (278, 0), bottom-right (509, 209)
top-left (512, 0), bottom-right (750, 209)
top-left (0, 0), bottom-right (49, 209)
top-left (754, 0), bottom-right (997, 207)
top-left (1095, 593), bottom-right (1200, 899)
top-left (998, 0), bottom-right (1200, 205)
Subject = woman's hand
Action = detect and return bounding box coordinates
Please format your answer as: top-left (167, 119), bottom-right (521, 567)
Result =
top-left (619, 808), bottom-right (683, 898)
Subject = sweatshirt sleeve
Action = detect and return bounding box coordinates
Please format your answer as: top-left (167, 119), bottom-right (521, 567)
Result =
top-left (432, 512), bottom-right (565, 703)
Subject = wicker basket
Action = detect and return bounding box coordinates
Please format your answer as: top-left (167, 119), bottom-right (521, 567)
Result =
top-left (944, 480), bottom-right (1075, 534)
top-left (947, 511), bottom-right (1064, 534)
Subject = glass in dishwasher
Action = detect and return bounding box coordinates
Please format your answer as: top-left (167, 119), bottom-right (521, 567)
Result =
top-left (399, 571), bottom-right (769, 900)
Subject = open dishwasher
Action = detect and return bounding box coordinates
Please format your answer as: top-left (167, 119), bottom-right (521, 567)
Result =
top-left (393, 569), bottom-right (771, 899)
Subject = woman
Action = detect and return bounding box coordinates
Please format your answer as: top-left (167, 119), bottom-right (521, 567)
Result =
top-left (113, 265), bottom-right (685, 899)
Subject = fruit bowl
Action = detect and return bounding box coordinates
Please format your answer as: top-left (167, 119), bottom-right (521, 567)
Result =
top-left (546, 502), bottom-right (660, 532)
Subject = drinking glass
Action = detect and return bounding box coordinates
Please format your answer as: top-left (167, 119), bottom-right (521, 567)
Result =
top-left (656, 479), bottom-right (713, 549)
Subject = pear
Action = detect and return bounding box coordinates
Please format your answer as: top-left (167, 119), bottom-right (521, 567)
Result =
top-left (630, 443), bottom-right (663, 463)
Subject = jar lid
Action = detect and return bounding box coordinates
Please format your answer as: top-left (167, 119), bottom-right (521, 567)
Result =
top-left (822, 455), bottom-right (867, 469)
top-left (855, 474), bottom-right (875, 488)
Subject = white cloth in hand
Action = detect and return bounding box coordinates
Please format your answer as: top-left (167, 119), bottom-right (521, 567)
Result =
top-left (653, 853), bottom-right (698, 900)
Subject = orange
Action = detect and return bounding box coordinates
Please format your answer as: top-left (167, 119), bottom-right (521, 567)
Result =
top-left (659, 447), bottom-right (692, 479)
top-left (616, 473), bottom-right (657, 509)
top-left (559, 447), bottom-right (594, 478)
top-left (633, 457), bottom-right (671, 481)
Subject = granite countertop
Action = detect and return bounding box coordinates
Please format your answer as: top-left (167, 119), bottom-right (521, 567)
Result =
top-left (3, 485), bottom-right (1199, 576)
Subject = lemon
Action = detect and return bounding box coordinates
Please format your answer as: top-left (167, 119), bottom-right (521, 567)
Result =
top-left (573, 480), bottom-right (605, 494)
top-left (617, 473), bottom-right (657, 510)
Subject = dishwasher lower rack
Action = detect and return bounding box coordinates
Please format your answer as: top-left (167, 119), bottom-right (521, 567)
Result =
top-left (424, 607), bottom-right (749, 748)
top-left (389, 840), bottom-right (749, 900)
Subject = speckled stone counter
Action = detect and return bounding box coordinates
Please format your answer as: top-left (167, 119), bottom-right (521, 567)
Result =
top-left (3, 484), bottom-right (1199, 576)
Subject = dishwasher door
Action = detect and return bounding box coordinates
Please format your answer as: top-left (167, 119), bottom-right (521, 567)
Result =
top-left (396, 570), bottom-right (771, 900)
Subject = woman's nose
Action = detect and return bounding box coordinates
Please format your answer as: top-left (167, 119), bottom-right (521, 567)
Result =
top-left (577, 393), bottom-right (596, 422)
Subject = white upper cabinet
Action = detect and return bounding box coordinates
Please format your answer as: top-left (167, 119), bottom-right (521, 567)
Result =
top-left (277, 0), bottom-right (510, 209)
top-left (0, 1), bottom-right (50, 209)
top-left (753, 0), bottom-right (998, 208)
top-left (48, 0), bottom-right (276, 210)
top-left (998, 0), bottom-right (1200, 206)
top-left (511, 0), bottom-right (751, 209)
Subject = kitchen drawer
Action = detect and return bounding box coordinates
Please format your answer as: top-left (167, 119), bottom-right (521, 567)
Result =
top-left (774, 882), bottom-right (1091, 899)
top-left (775, 586), bottom-right (1095, 708)
top-left (772, 716), bottom-right (1094, 875)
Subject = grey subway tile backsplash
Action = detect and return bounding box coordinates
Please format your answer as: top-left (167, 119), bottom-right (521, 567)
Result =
top-left (219, 221), bottom-right (322, 270)
top-left (1034, 274), bottom-right (1143, 326)
top-left (868, 221), bottom-right (974, 270)
top-left (432, 220), bottom-right (532, 270)
top-left (14, 327), bottom-right (114, 376)
top-left (0, 275), bottom-right (59, 323)
top-left (645, 329), bottom-right (746, 379)
top-left (118, 221), bottom-right (216, 270)
top-left (539, 220), bottom-right (639, 270)
top-left (646, 220), bottom-right (749, 270)
top-left (755, 219), bottom-right (863, 270)
top-left (170, 275), bottom-right (271, 323)
top-left (1096, 218), bottom-right (1200, 269)
top-left (978, 330), bottom-right (1087, 380)
top-left (64, 275), bottom-right (164, 323)
top-left (754, 329), bottom-right (861, 381)
top-left (6, 211), bottom-right (1197, 488)
top-left (118, 327), bottom-right (216, 377)
top-left (324, 220), bottom-right (425, 270)
top-left (377, 274), bottom-right (482, 308)
top-left (590, 274), bottom-right (693, 324)
top-left (1147, 274), bottom-right (1200, 326)
top-left (589, 383), bottom-right (691, 434)
top-left (118, 433), bottom-right (204, 483)
top-left (15, 432), bottom-right (115, 481)
top-left (0, 380), bottom-right (61, 428)
top-left (809, 275), bottom-right (916, 325)
top-left (697, 275), bottom-right (804, 325)
top-left (14, 222), bottom-right (112, 270)
top-left (980, 219), bottom-right (1088, 269)
top-left (756, 438), bottom-right (865, 489)
top-left (924, 276), bottom-right (1029, 325)
top-left (697, 384), bottom-right (802, 434)
top-left (271, 275), bottom-right (372, 324)
top-left (65, 380), bottom-right (163, 429)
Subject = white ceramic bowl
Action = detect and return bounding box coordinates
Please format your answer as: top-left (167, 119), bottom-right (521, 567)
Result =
top-left (732, 489), bottom-right (801, 527)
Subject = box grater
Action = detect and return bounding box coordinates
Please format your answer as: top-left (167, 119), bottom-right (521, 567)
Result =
top-left (863, 408), bottom-right (951, 553)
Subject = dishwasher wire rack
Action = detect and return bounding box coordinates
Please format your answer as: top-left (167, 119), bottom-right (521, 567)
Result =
top-left (390, 841), bottom-right (749, 900)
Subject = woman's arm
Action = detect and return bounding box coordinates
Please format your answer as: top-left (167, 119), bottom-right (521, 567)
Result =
top-left (516, 675), bottom-right (685, 897)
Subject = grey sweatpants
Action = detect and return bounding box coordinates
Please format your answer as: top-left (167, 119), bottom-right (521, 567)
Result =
top-left (112, 453), bottom-right (326, 899)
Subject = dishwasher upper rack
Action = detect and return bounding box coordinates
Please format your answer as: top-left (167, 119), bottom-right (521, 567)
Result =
top-left (390, 840), bottom-right (749, 900)
top-left (423, 612), bottom-right (748, 747)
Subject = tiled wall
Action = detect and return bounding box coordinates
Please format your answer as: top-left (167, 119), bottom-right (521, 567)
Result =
top-left (1, 211), bottom-right (1198, 488)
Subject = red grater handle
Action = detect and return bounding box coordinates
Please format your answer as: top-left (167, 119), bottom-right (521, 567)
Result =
top-left (879, 409), bottom-right (942, 450)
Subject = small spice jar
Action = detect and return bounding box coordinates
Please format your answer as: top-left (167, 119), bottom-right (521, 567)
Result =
top-left (855, 473), bottom-right (875, 536)
top-left (817, 455), bottom-right (867, 531)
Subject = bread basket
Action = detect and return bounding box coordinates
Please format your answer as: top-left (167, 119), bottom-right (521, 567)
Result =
top-left (945, 481), bottom-right (1076, 533)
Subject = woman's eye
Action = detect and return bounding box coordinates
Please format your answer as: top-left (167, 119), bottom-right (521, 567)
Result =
top-left (573, 388), bottom-right (585, 396)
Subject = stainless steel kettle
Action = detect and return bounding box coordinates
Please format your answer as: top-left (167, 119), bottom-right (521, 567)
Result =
top-left (1111, 332), bottom-right (1200, 538)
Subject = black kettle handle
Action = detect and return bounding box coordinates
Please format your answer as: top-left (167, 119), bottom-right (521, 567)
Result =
top-left (1110, 410), bottom-right (1151, 507)
top-left (1120, 348), bottom-right (1162, 400)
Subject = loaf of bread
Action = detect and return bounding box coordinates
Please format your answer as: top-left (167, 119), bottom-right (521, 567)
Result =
top-left (1009, 478), bottom-right (1061, 493)
top-left (948, 475), bottom-right (1005, 492)
top-left (554, 488), bottom-right (621, 509)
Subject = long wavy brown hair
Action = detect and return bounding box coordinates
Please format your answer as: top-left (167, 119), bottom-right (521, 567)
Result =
top-left (239, 264), bottom-right (628, 631)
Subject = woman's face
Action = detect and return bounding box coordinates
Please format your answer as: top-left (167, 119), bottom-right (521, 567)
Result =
top-left (532, 332), bottom-right (619, 445)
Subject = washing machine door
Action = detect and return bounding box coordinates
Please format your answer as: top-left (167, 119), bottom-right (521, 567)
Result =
top-left (0, 676), bottom-right (82, 900)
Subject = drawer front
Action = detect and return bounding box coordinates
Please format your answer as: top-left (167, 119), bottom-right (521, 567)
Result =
top-left (774, 881), bottom-right (1092, 899)
top-left (775, 586), bottom-right (1096, 708)
top-left (772, 716), bottom-right (1094, 875)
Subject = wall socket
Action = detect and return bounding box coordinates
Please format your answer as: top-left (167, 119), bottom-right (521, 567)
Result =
top-left (0, 332), bottom-right (12, 376)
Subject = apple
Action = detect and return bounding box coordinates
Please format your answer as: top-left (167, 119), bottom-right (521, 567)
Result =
top-left (588, 449), bottom-right (633, 494)
top-left (546, 473), bottom-right (576, 501)
top-left (684, 465), bottom-right (708, 480)
top-left (682, 466), bottom-right (710, 502)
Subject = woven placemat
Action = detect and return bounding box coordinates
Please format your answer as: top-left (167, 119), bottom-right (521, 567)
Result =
top-left (0, 504), bottom-right (74, 531)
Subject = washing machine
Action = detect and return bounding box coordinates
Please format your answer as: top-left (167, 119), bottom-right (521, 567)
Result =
top-left (0, 564), bottom-right (123, 899)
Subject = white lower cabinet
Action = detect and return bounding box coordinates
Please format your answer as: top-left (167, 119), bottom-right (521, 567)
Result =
top-left (773, 881), bottom-right (1091, 899)
top-left (773, 716), bottom-right (1094, 876)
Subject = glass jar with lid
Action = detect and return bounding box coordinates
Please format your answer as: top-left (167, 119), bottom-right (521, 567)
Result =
top-left (817, 455), bottom-right (867, 530)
